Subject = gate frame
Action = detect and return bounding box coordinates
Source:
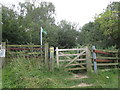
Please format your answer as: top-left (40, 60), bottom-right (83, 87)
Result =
top-left (55, 46), bottom-right (92, 72)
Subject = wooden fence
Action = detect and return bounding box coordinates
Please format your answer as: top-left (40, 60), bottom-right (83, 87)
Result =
top-left (1, 42), bottom-right (119, 72)
top-left (1, 42), bottom-right (54, 71)
top-left (6, 44), bottom-right (45, 58)
top-left (55, 46), bottom-right (119, 72)
top-left (92, 46), bottom-right (119, 73)
top-left (55, 46), bottom-right (92, 72)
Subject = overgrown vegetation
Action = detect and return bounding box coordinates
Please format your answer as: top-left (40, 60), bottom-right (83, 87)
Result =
top-left (2, 57), bottom-right (118, 88)
top-left (2, 57), bottom-right (73, 88)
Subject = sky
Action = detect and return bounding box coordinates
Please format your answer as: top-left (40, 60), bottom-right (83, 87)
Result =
top-left (1, 0), bottom-right (120, 27)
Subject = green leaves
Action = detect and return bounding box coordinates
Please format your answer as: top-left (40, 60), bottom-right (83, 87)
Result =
top-left (95, 2), bottom-right (120, 48)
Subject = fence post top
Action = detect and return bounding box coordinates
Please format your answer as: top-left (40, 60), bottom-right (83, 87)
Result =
top-left (92, 46), bottom-right (96, 50)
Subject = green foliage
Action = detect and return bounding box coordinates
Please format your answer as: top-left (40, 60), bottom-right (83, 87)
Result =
top-left (57, 20), bottom-right (78, 48)
top-left (95, 2), bottom-right (120, 49)
top-left (2, 57), bottom-right (73, 88)
top-left (2, 56), bottom-right (119, 88)
top-left (2, 1), bottom-right (120, 49)
top-left (76, 1), bottom-right (120, 49)
top-left (2, 6), bottom-right (29, 44)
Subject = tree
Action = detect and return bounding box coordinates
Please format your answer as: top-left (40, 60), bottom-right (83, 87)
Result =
top-left (2, 5), bottom-right (30, 44)
top-left (57, 20), bottom-right (78, 48)
top-left (77, 22), bottom-right (111, 48)
top-left (95, 1), bottom-right (120, 48)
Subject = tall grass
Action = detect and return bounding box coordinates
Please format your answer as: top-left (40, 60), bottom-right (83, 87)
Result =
top-left (2, 49), bottom-right (119, 88)
top-left (2, 57), bottom-right (73, 88)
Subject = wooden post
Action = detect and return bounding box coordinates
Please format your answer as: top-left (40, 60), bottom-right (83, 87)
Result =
top-left (49, 47), bottom-right (54, 72)
top-left (56, 47), bottom-right (59, 67)
top-left (92, 46), bottom-right (97, 74)
top-left (45, 43), bottom-right (49, 69)
top-left (86, 46), bottom-right (92, 72)
top-left (0, 42), bottom-right (6, 69)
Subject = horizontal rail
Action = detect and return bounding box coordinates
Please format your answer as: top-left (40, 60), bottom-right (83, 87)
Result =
top-left (59, 59), bottom-right (86, 62)
top-left (6, 45), bottom-right (44, 47)
top-left (66, 67), bottom-right (86, 71)
top-left (96, 59), bottom-right (113, 62)
top-left (67, 63), bottom-right (86, 66)
top-left (6, 48), bottom-right (43, 50)
top-left (92, 63), bottom-right (118, 66)
top-left (96, 57), bottom-right (120, 60)
top-left (94, 50), bottom-right (112, 55)
top-left (56, 48), bottom-right (86, 51)
top-left (7, 52), bottom-right (44, 55)
top-left (58, 53), bottom-right (86, 56)
top-left (97, 49), bottom-right (118, 53)
top-left (6, 56), bottom-right (44, 58)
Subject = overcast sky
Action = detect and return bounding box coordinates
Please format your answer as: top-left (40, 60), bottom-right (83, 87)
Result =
top-left (1, 0), bottom-right (120, 27)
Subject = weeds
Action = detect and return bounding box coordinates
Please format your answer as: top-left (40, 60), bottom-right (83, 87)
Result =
top-left (2, 56), bottom-right (119, 88)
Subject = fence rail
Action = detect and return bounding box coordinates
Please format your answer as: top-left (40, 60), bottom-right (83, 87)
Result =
top-left (92, 46), bottom-right (119, 73)
top-left (1, 42), bottom-right (119, 72)
top-left (6, 44), bottom-right (45, 58)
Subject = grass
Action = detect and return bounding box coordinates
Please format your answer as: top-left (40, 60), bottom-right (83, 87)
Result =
top-left (0, 69), bottom-right (2, 89)
top-left (2, 57), bottom-right (74, 88)
top-left (83, 69), bottom-right (118, 88)
top-left (2, 57), bottom-right (119, 88)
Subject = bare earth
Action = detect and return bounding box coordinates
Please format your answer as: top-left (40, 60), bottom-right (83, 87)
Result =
top-left (69, 73), bottom-right (93, 88)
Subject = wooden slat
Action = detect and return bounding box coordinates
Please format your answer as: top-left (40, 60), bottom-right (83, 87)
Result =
top-left (67, 63), bottom-right (86, 66)
top-left (94, 50), bottom-right (112, 55)
top-left (59, 59), bottom-right (86, 62)
top-left (6, 45), bottom-right (44, 47)
top-left (8, 51), bottom-right (44, 54)
top-left (97, 49), bottom-right (118, 53)
top-left (56, 48), bottom-right (85, 51)
top-left (92, 63), bottom-right (118, 66)
top-left (96, 59), bottom-right (113, 62)
top-left (6, 48), bottom-right (43, 50)
top-left (58, 53), bottom-right (86, 56)
top-left (65, 51), bottom-right (86, 67)
top-left (97, 57), bottom-right (119, 60)
top-left (66, 68), bottom-right (86, 71)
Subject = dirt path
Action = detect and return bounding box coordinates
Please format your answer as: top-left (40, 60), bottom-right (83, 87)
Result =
top-left (69, 73), bottom-right (93, 88)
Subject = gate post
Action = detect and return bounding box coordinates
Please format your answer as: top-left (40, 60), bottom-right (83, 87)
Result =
top-left (0, 42), bottom-right (6, 68)
top-left (49, 47), bottom-right (54, 72)
top-left (45, 43), bottom-right (49, 69)
top-left (56, 47), bottom-right (59, 67)
top-left (86, 46), bottom-right (92, 72)
top-left (92, 46), bottom-right (97, 74)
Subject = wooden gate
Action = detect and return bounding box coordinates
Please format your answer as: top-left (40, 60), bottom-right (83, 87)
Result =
top-left (55, 47), bottom-right (92, 72)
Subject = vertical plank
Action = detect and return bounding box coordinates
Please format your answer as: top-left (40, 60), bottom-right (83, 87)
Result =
top-left (92, 46), bottom-right (97, 74)
top-left (86, 46), bottom-right (92, 72)
top-left (56, 47), bottom-right (59, 67)
top-left (49, 47), bottom-right (54, 72)
top-left (45, 43), bottom-right (48, 69)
